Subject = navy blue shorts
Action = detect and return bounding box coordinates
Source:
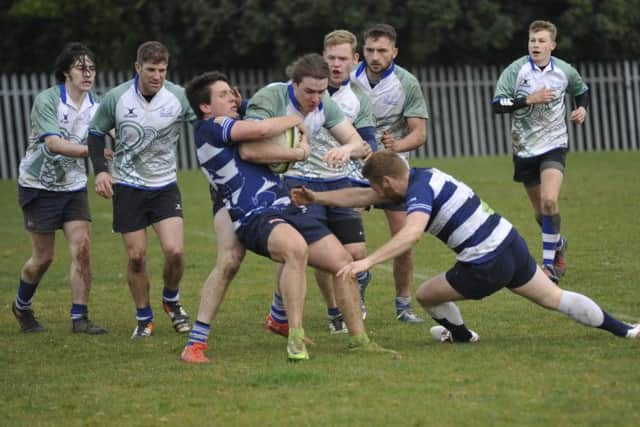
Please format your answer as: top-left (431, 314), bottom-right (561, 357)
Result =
top-left (112, 183), bottom-right (183, 233)
top-left (445, 230), bottom-right (537, 300)
top-left (236, 207), bottom-right (332, 259)
top-left (513, 147), bottom-right (567, 187)
top-left (283, 177), bottom-right (365, 244)
top-left (19, 186), bottom-right (90, 232)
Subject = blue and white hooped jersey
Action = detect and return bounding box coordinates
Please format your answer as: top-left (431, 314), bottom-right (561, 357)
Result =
top-left (193, 117), bottom-right (292, 229)
top-left (406, 168), bottom-right (514, 264)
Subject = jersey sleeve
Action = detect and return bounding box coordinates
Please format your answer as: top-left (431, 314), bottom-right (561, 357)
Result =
top-left (353, 91), bottom-right (375, 129)
top-left (245, 86), bottom-right (278, 120)
top-left (406, 170), bottom-right (434, 215)
top-left (179, 88), bottom-right (197, 122)
top-left (211, 117), bottom-right (236, 145)
top-left (401, 74), bottom-right (429, 119)
top-left (89, 90), bottom-right (117, 135)
top-left (323, 96), bottom-right (346, 129)
top-left (566, 65), bottom-right (588, 97)
top-left (31, 90), bottom-right (62, 141)
top-left (493, 60), bottom-right (520, 100)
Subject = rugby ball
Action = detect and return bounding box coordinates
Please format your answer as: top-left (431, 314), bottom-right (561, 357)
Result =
top-left (266, 126), bottom-right (301, 174)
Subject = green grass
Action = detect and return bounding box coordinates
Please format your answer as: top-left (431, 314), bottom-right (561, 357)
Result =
top-left (1, 151), bottom-right (640, 426)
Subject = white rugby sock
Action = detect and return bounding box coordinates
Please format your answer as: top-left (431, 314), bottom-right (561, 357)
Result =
top-left (426, 302), bottom-right (464, 325)
top-left (557, 290), bottom-right (604, 327)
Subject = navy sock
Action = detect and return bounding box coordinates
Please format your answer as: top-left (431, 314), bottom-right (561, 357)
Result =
top-left (433, 317), bottom-right (473, 342)
top-left (136, 306), bottom-right (153, 323)
top-left (327, 307), bottom-right (340, 317)
top-left (16, 279), bottom-right (38, 310)
top-left (163, 287), bottom-right (179, 304)
top-left (70, 304), bottom-right (88, 320)
top-left (598, 311), bottom-right (632, 337)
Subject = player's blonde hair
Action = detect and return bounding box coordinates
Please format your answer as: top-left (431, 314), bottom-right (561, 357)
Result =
top-left (362, 151), bottom-right (409, 185)
top-left (529, 20), bottom-right (557, 41)
top-left (324, 29), bottom-right (358, 53)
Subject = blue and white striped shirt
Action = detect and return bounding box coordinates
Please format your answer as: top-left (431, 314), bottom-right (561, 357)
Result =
top-left (194, 117), bottom-right (292, 230)
top-left (406, 168), bottom-right (515, 263)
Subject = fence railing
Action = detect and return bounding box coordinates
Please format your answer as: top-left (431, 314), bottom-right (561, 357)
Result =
top-left (1, 62), bottom-right (639, 179)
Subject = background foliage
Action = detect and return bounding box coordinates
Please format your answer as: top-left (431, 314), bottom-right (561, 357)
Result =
top-left (3, 0), bottom-right (640, 74)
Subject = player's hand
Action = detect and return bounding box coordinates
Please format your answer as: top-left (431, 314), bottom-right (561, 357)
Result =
top-left (382, 131), bottom-right (398, 152)
top-left (324, 146), bottom-right (350, 168)
top-left (337, 258), bottom-right (372, 279)
top-left (94, 172), bottom-right (114, 199)
top-left (570, 106), bottom-right (586, 124)
top-left (360, 140), bottom-right (373, 160)
top-left (290, 186), bottom-right (316, 205)
top-left (296, 121), bottom-right (308, 136)
top-left (231, 86), bottom-right (243, 108)
top-left (104, 148), bottom-right (114, 161)
top-left (297, 132), bottom-right (311, 161)
top-left (527, 87), bottom-right (555, 105)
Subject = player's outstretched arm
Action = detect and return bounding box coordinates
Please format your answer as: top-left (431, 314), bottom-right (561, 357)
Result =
top-left (291, 186), bottom-right (381, 208)
top-left (230, 114), bottom-right (302, 142)
top-left (337, 211), bottom-right (429, 278)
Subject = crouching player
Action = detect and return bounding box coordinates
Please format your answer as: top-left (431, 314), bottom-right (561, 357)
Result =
top-left (292, 151), bottom-right (640, 343)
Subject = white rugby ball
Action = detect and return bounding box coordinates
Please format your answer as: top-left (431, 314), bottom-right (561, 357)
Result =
top-left (265, 126), bottom-right (301, 174)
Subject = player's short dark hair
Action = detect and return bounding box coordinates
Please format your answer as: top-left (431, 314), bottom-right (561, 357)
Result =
top-left (53, 42), bottom-right (96, 84)
top-left (185, 71), bottom-right (229, 120)
top-left (136, 41), bottom-right (169, 65)
top-left (286, 53), bottom-right (330, 84)
top-left (363, 23), bottom-right (397, 44)
top-left (362, 151), bottom-right (408, 185)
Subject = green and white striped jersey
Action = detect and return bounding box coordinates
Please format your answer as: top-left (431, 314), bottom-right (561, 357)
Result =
top-left (90, 77), bottom-right (195, 188)
top-left (19, 84), bottom-right (98, 191)
top-left (494, 56), bottom-right (588, 157)
top-left (351, 62), bottom-right (429, 161)
top-left (287, 80), bottom-right (374, 180)
top-left (245, 82), bottom-right (347, 177)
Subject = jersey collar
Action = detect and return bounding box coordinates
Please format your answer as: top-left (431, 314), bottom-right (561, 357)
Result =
top-left (58, 83), bottom-right (95, 108)
top-left (528, 56), bottom-right (555, 71)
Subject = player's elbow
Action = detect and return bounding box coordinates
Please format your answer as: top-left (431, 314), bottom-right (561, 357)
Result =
top-left (238, 144), bottom-right (259, 162)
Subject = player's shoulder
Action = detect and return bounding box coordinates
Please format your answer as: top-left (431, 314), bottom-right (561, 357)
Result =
top-left (393, 64), bottom-right (419, 83)
top-left (163, 80), bottom-right (188, 98)
top-left (253, 82), bottom-right (287, 101)
top-left (551, 56), bottom-right (581, 75)
top-left (349, 82), bottom-right (370, 103)
top-left (102, 79), bottom-right (134, 102)
top-left (33, 85), bottom-right (61, 107)
top-left (505, 56), bottom-right (530, 72)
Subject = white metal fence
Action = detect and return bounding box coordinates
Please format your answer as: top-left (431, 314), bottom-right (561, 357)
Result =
top-left (1, 62), bottom-right (639, 179)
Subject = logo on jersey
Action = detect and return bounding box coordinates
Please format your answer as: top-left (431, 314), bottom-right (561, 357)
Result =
top-left (124, 108), bottom-right (138, 118)
top-left (61, 113), bottom-right (69, 124)
top-left (382, 93), bottom-right (400, 106)
top-left (160, 107), bottom-right (175, 118)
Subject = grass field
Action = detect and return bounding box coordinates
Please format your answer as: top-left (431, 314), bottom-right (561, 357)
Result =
top-left (1, 151), bottom-right (639, 427)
